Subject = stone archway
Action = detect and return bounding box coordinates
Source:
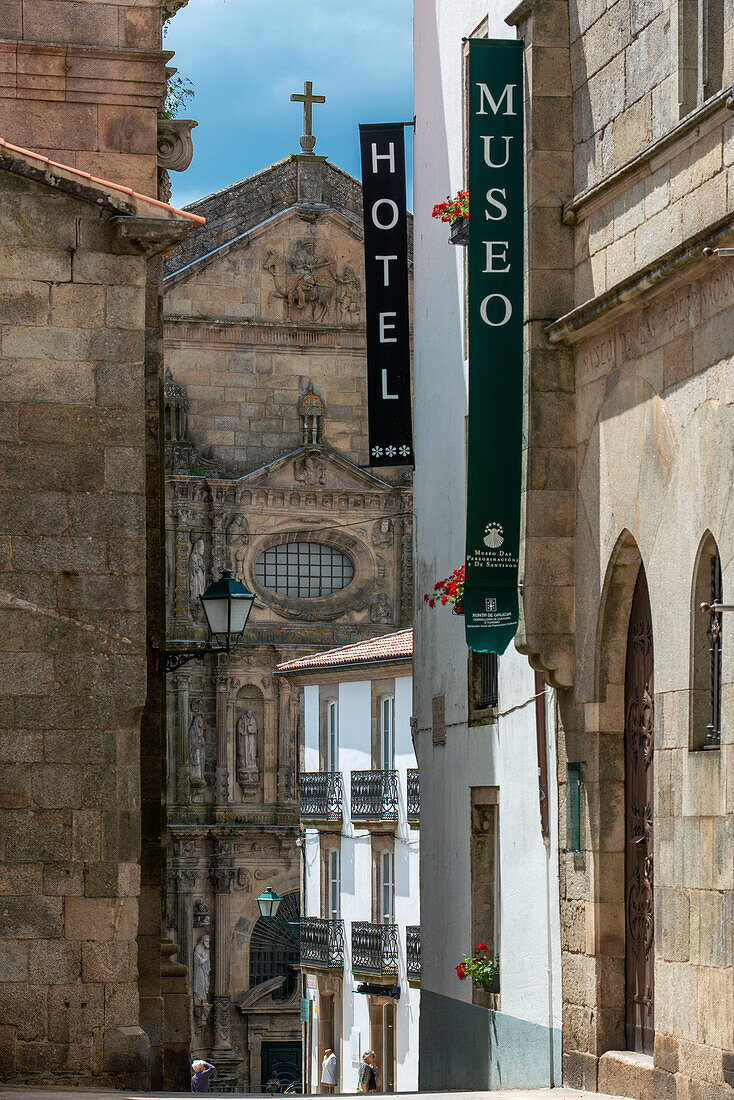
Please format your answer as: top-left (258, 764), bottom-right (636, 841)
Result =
top-left (589, 532), bottom-right (649, 1056)
top-left (623, 564), bottom-right (655, 1054)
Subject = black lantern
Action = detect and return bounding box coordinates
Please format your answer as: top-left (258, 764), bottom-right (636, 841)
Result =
top-left (200, 568), bottom-right (255, 649)
top-left (158, 568), bottom-right (256, 674)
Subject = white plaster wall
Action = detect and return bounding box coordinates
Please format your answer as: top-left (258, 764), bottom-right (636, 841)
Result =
top-left (413, 0), bottom-right (563, 1079)
top-left (301, 671), bottom-right (419, 1091)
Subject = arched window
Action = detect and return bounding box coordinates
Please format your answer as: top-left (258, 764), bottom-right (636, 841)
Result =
top-left (249, 891), bottom-right (300, 1000)
top-left (691, 534), bottom-right (722, 749)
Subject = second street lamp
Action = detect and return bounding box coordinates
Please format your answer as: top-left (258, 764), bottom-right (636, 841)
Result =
top-left (256, 886), bottom-right (301, 931)
top-left (158, 568), bottom-right (256, 674)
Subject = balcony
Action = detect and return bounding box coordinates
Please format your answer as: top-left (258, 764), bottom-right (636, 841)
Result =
top-left (350, 770), bottom-right (399, 825)
top-left (300, 917), bottom-right (345, 970)
top-left (407, 769), bottom-right (419, 823)
top-left (351, 922), bottom-right (399, 976)
top-left (406, 925), bottom-right (420, 981)
top-left (300, 772), bottom-right (343, 823)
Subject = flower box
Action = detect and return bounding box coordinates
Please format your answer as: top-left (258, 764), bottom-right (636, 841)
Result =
top-left (449, 217), bottom-right (469, 246)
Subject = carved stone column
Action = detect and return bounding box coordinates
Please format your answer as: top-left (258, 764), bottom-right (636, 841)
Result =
top-left (211, 844), bottom-right (235, 1051)
top-left (174, 867), bottom-right (196, 971)
top-left (263, 690), bottom-right (278, 806)
top-left (176, 673), bottom-right (191, 800)
top-left (172, 497), bottom-right (192, 624)
top-left (209, 503), bottom-right (227, 582)
top-left (215, 663), bottom-right (230, 804)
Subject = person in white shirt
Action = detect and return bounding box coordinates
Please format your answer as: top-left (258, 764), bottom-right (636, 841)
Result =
top-left (321, 1048), bottom-right (338, 1093)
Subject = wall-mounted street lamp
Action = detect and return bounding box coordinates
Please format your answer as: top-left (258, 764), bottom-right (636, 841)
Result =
top-left (256, 886), bottom-right (300, 930)
top-left (158, 568), bottom-right (256, 674)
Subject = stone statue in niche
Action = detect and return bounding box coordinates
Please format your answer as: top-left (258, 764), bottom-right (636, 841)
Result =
top-left (236, 709), bottom-right (259, 785)
top-left (294, 453), bottom-right (326, 486)
top-left (370, 593), bottom-right (392, 623)
top-left (192, 933), bottom-right (211, 1003)
top-left (188, 537), bottom-right (206, 609)
top-left (189, 713), bottom-right (205, 785)
top-left (371, 518), bottom-right (393, 546)
top-left (228, 514), bottom-right (249, 581)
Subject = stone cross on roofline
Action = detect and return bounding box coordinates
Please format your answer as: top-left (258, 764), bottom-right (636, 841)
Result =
top-left (290, 80), bottom-right (326, 155)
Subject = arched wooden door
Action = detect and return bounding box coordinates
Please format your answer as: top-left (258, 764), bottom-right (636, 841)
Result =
top-left (624, 565), bottom-right (655, 1054)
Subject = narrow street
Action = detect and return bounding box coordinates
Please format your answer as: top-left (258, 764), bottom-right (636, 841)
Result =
top-left (0, 1092), bottom-right (630, 1100)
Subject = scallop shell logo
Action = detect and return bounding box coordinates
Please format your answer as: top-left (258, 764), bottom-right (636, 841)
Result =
top-left (483, 523), bottom-right (504, 548)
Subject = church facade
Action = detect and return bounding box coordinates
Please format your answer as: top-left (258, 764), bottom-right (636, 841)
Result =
top-left (162, 140), bottom-right (413, 1090)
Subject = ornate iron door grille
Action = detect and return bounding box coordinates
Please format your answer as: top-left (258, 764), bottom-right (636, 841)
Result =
top-left (351, 921), bottom-right (399, 975)
top-left (299, 772), bottom-right (343, 821)
top-left (350, 770), bottom-right (399, 820)
top-left (407, 769), bottom-right (420, 821)
top-left (300, 917), bottom-right (345, 969)
top-left (406, 925), bottom-right (421, 978)
top-left (706, 549), bottom-right (723, 748)
top-left (624, 566), bottom-right (655, 1055)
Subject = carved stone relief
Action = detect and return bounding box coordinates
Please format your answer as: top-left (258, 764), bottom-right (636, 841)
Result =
top-left (188, 536), bottom-right (206, 612)
top-left (370, 592), bottom-right (392, 623)
top-left (372, 517), bottom-right (393, 546)
top-left (263, 239), bottom-right (361, 323)
top-left (235, 868), bottom-right (251, 891)
top-left (194, 899), bottom-right (211, 926)
top-left (235, 686), bottom-right (264, 795)
top-left (189, 710), bottom-right (205, 787)
top-left (228, 514), bottom-right (249, 580)
top-left (236, 709), bottom-right (259, 785)
top-left (294, 453), bottom-right (326, 486)
top-left (192, 933), bottom-right (211, 1003)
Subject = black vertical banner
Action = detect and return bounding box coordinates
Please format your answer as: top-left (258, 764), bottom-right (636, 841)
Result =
top-left (359, 123), bottom-right (414, 466)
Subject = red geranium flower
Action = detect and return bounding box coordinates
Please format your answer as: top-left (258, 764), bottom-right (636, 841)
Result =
top-left (456, 963), bottom-right (466, 980)
top-left (475, 942), bottom-right (488, 953)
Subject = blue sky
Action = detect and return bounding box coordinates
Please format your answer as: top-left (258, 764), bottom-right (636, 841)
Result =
top-left (166, 0), bottom-right (413, 209)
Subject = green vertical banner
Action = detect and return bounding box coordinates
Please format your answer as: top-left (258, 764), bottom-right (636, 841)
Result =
top-left (465, 39), bottom-right (524, 655)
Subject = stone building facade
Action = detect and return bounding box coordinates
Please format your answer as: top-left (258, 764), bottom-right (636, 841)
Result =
top-left (0, 0), bottom-right (199, 1087)
top-left (414, 0), bottom-right (734, 1097)
top-left (507, 0), bottom-right (734, 1098)
top-left (162, 150), bottom-right (413, 1090)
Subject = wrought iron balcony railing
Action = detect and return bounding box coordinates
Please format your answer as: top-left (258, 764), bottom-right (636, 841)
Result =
top-left (350, 770), bottom-right (399, 821)
top-left (351, 921), bottom-right (399, 975)
top-left (300, 772), bottom-right (343, 821)
top-left (300, 917), bottom-right (345, 970)
top-left (407, 769), bottom-right (420, 821)
top-left (406, 925), bottom-right (420, 978)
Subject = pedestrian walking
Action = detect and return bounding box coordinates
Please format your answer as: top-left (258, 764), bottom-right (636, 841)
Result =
top-left (365, 1053), bottom-right (377, 1092)
top-left (191, 1059), bottom-right (215, 1093)
top-left (357, 1051), bottom-right (377, 1093)
top-left (321, 1047), bottom-right (337, 1092)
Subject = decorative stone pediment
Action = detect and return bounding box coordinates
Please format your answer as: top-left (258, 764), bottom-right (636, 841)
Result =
top-left (164, 206), bottom-right (364, 329)
top-left (238, 446), bottom-right (393, 494)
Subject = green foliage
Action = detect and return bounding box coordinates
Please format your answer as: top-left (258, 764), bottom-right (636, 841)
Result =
top-left (160, 73), bottom-right (195, 120)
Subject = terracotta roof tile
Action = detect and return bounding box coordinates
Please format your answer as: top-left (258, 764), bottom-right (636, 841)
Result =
top-left (0, 137), bottom-right (205, 225)
top-left (277, 628), bottom-right (413, 673)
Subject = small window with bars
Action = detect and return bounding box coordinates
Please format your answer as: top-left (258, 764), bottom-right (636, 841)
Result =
top-left (469, 651), bottom-right (499, 721)
top-left (254, 542), bottom-right (354, 598)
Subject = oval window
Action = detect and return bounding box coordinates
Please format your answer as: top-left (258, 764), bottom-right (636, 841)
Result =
top-left (254, 542), bottom-right (354, 598)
